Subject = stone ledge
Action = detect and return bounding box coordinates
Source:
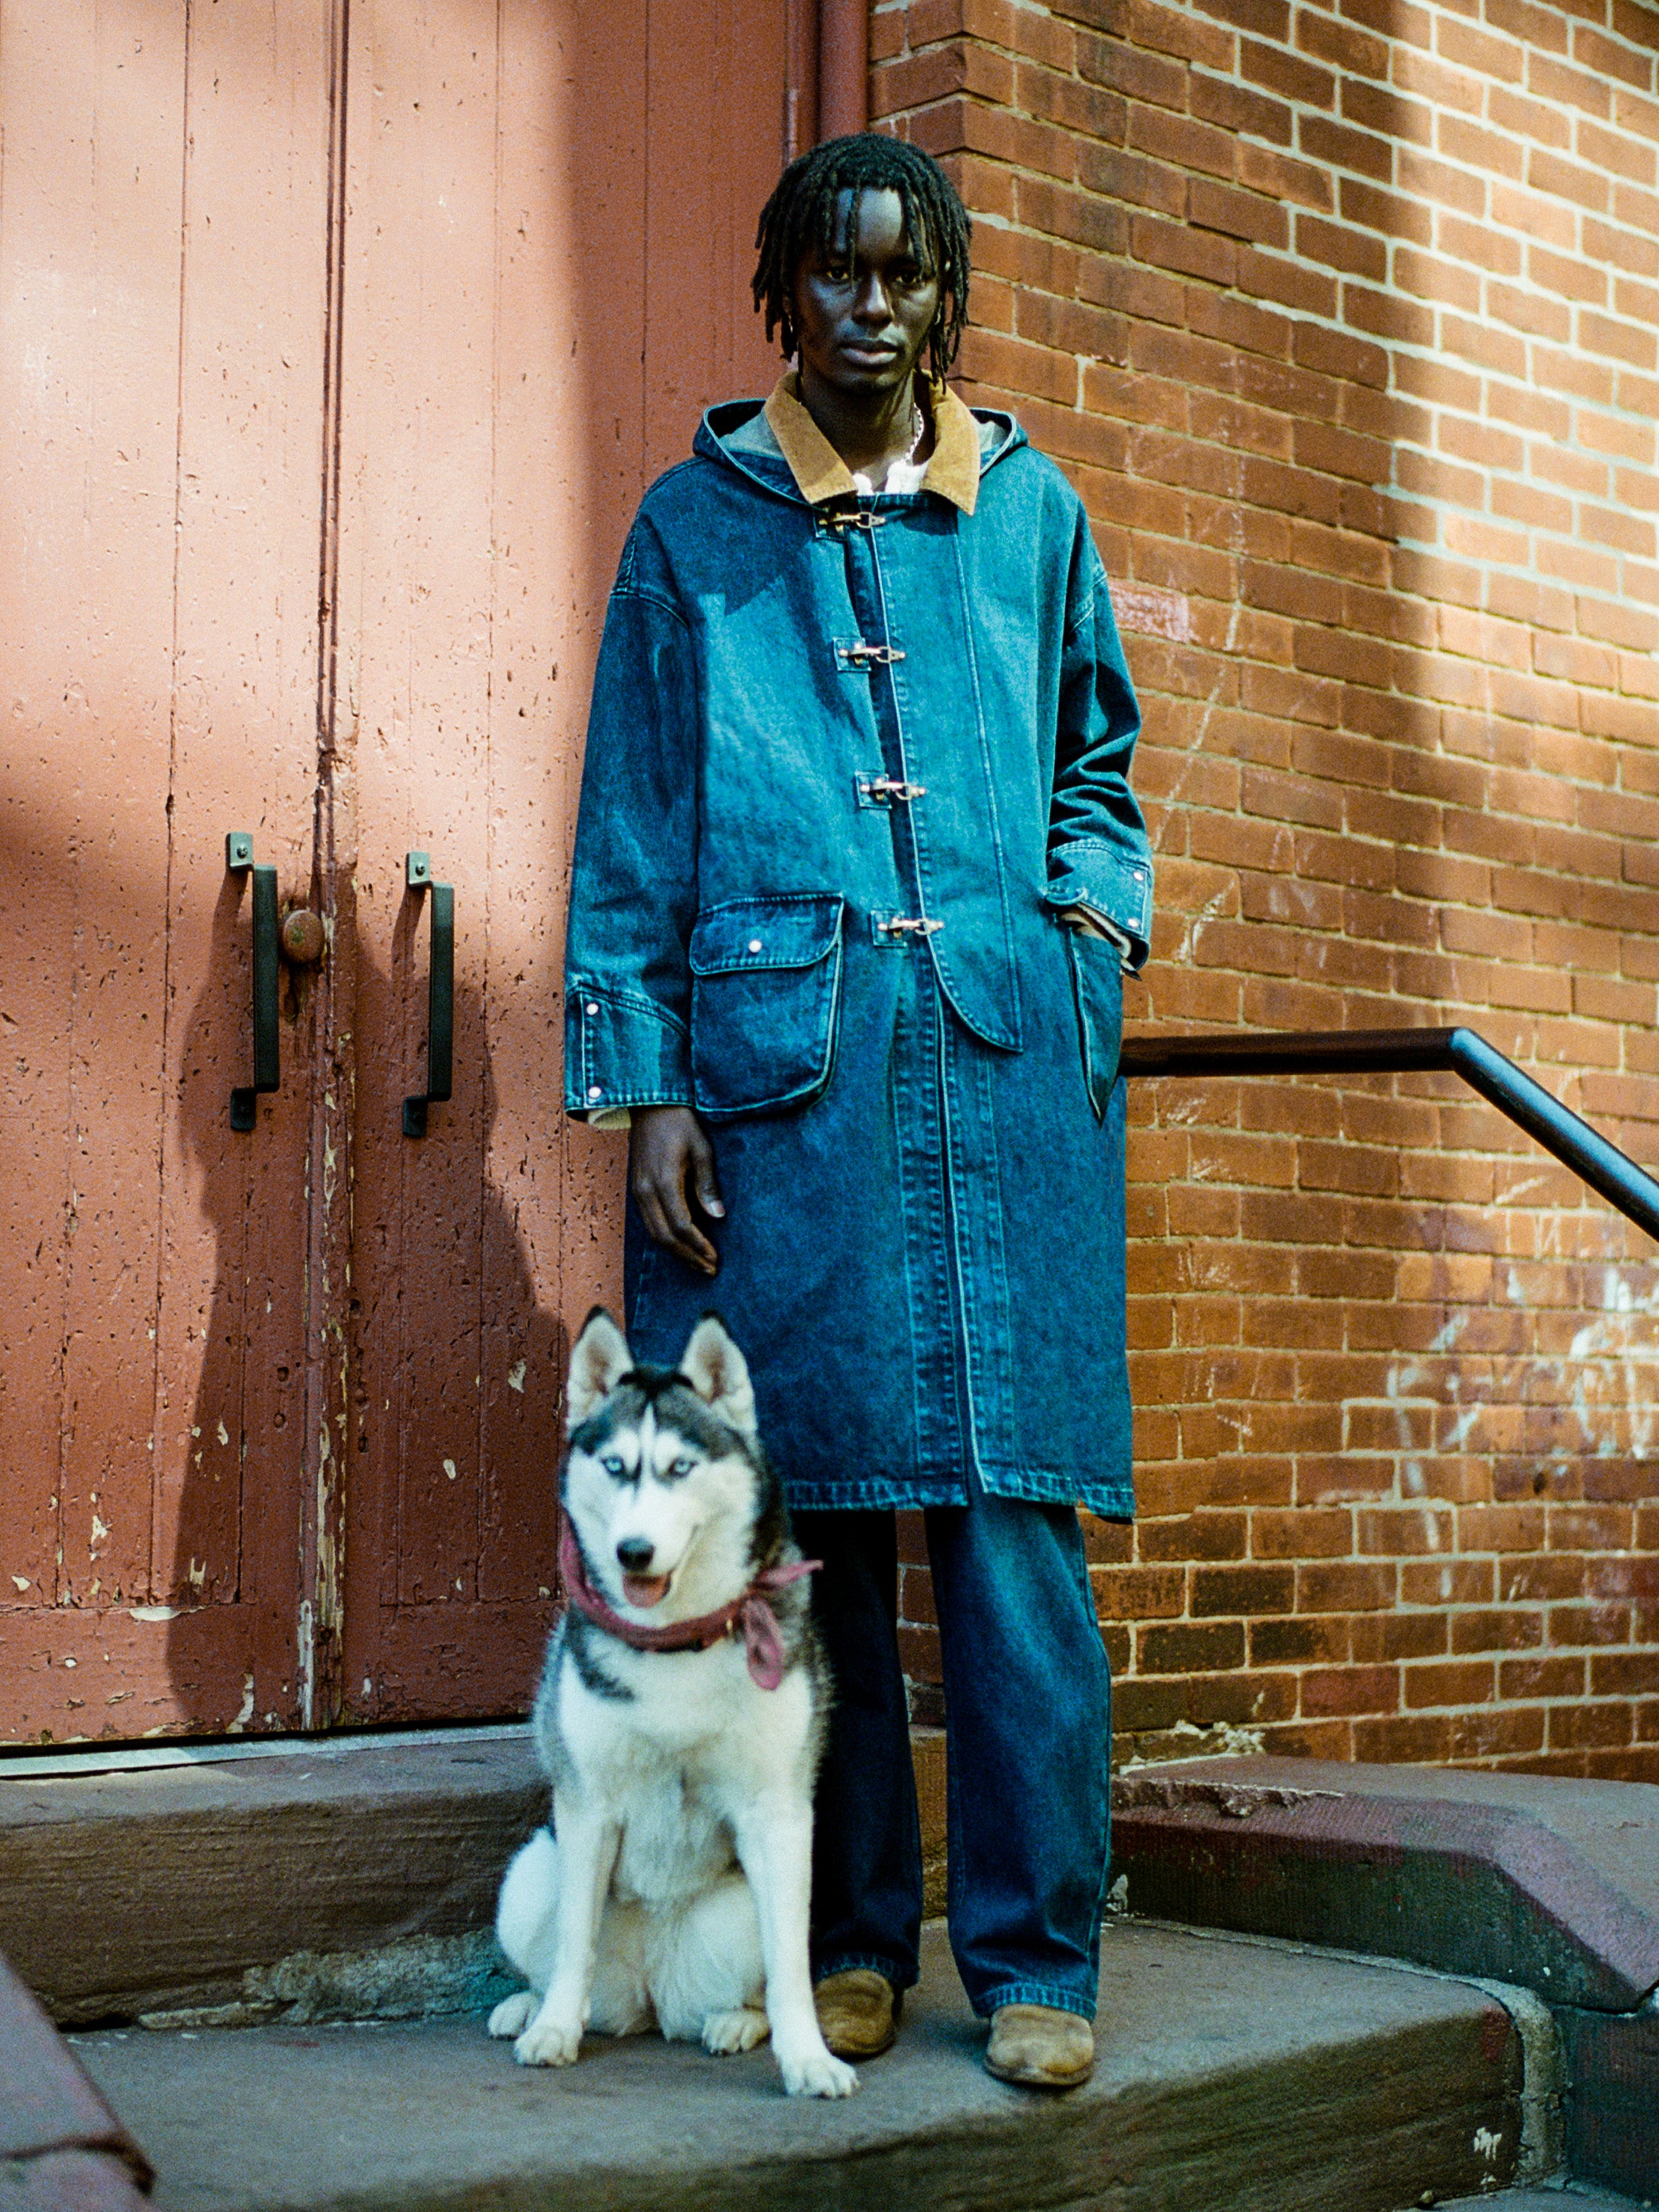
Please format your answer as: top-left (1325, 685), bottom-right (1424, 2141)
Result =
top-left (1440, 2193), bottom-right (1644, 2211)
top-left (1111, 1756), bottom-right (1659, 2012)
top-left (0, 1729), bottom-right (545, 2026)
top-left (1111, 1754), bottom-right (1659, 2202)
top-left (0, 1729), bottom-right (951, 2030)
top-left (9, 1737), bottom-right (1656, 2028)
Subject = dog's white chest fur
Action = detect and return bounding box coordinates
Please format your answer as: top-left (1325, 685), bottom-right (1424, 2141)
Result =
top-left (560, 1640), bottom-right (814, 1902)
top-left (606, 1766), bottom-right (730, 1906)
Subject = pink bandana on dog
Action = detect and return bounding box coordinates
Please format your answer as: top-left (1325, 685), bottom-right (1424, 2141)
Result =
top-left (557, 1521), bottom-right (820, 1692)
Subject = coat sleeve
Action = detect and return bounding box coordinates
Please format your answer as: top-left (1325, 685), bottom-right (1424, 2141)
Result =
top-left (1043, 510), bottom-right (1155, 972)
top-left (563, 533), bottom-right (700, 1121)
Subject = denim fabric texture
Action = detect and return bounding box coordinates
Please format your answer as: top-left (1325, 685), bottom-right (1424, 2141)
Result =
top-left (794, 1486), bottom-right (1112, 2020)
top-left (569, 380), bottom-right (1151, 1520)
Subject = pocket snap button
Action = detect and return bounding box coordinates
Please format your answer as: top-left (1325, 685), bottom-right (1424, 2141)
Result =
top-left (747, 938), bottom-right (763, 954)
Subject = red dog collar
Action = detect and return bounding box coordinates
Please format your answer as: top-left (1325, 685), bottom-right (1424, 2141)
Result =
top-left (558, 1520), bottom-right (820, 1692)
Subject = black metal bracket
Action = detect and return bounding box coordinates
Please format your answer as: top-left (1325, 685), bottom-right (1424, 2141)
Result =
top-left (403, 851), bottom-right (454, 1138)
top-left (1120, 1025), bottom-right (1659, 1246)
top-left (226, 833), bottom-right (280, 1131)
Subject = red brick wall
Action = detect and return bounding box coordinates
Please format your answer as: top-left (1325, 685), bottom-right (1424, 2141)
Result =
top-left (874, 0), bottom-right (1659, 1778)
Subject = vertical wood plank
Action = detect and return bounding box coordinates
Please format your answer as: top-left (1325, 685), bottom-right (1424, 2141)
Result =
top-left (24, 0), bottom-right (184, 1615)
top-left (0, 0), bottom-right (182, 1736)
top-left (474, 0), bottom-right (592, 1614)
top-left (155, 0), bottom-right (333, 1729)
top-left (55, 0), bottom-right (190, 1617)
top-left (0, 0), bottom-right (109, 1627)
top-left (548, 0), bottom-right (650, 1413)
top-left (642, 0), bottom-right (722, 483)
top-left (340, 0), bottom-right (498, 1678)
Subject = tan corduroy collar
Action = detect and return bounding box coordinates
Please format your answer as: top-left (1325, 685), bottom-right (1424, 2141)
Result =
top-left (762, 371), bottom-right (981, 514)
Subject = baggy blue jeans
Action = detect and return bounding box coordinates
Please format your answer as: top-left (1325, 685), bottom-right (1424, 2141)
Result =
top-left (793, 1478), bottom-right (1112, 2021)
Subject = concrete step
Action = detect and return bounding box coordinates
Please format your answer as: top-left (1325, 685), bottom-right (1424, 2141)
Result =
top-left (1114, 1756), bottom-right (1659, 2010)
top-left (0, 1726), bottom-right (945, 2026)
top-left (0, 1727), bottom-right (546, 2028)
top-left (70, 1920), bottom-right (1527, 2212)
top-left (1113, 1756), bottom-right (1659, 2202)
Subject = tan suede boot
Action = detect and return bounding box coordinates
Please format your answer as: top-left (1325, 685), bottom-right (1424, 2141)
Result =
top-left (814, 1968), bottom-right (899, 2059)
top-left (984, 2003), bottom-right (1095, 2088)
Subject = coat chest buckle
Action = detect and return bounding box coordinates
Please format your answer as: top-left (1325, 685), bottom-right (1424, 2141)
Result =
top-left (872, 913), bottom-right (945, 945)
top-left (837, 640), bottom-right (906, 672)
top-left (856, 774), bottom-right (928, 809)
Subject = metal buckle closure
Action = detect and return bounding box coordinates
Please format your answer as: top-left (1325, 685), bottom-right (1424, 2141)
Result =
top-left (856, 774), bottom-right (928, 809)
top-left (837, 640), bottom-right (907, 671)
top-left (872, 913), bottom-right (945, 945)
top-left (820, 507), bottom-right (888, 533)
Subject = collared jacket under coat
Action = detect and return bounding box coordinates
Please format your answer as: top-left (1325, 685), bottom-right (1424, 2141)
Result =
top-left (564, 379), bottom-right (1151, 1519)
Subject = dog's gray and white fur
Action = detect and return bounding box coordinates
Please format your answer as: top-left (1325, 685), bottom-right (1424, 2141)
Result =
top-left (488, 1307), bottom-right (855, 2098)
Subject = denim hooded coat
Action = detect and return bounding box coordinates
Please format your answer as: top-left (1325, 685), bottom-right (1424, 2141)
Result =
top-left (564, 375), bottom-right (1151, 1519)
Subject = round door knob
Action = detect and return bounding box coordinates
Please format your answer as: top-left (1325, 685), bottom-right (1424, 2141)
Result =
top-left (280, 908), bottom-right (327, 965)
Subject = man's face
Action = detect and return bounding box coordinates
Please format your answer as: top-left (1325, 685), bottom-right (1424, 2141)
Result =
top-left (791, 188), bottom-right (941, 399)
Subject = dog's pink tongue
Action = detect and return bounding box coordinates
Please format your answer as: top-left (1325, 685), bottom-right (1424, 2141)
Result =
top-left (621, 1572), bottom-right (671, 1609)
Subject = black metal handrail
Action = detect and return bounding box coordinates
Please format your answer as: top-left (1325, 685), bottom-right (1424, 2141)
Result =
top-left (1119, 1026), bottom-right (1659, 1247)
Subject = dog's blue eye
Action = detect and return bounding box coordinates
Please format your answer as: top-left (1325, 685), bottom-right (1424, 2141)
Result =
top-left (601, 1455), bottom-right (625, 1476)
top-left (669, 1457), bottom-right (694, 1478)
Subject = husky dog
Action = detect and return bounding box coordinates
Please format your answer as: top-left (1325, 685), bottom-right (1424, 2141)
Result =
top-left (488, 1307), bottom-right (855, 2099)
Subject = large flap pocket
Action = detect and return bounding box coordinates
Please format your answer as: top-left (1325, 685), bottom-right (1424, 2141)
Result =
top-left (690, 895), bottom-right (844, 977)
top-left (690, 894), bottom-right (845, 1118)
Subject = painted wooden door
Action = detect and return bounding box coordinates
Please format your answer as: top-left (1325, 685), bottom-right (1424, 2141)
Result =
top-left (0, 0), bottom-right (788, 1745)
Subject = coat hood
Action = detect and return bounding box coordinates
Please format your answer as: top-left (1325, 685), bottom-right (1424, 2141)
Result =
top-left (694, 373), bottom-right (1026, 515)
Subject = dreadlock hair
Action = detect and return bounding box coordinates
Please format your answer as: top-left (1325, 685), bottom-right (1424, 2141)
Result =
top-left (752, 134), bottom-right (971, 380)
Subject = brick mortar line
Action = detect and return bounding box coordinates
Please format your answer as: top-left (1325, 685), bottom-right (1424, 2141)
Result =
top-left (1028, 416), bottom-right (1659, 581)
top-left (897, 175), bottom-right (1659, 390)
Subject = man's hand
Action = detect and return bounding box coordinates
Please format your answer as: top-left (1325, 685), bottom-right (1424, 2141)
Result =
top-left (629, 1106), bottom-right (725, 1277)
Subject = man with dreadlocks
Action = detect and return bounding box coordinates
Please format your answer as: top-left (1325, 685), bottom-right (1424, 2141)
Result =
top-left (562, 134), bottom-right (1151, 2090)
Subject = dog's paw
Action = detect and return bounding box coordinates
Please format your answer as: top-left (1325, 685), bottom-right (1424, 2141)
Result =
top-left (488, 1991), bottom-right (538, 2040)
top-left (514, 2012), bottom-right (584, 2068)
top-left (702, 2006), bottom-right (770, 2055)
top-left (779, 2044), bottom-right (858, 2098)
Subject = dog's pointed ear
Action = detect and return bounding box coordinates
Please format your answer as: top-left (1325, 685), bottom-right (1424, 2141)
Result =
top-left (566, 1307), bottom-right (633, 1433)
top-left (679, 1314), bottom-right (757, 1440)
